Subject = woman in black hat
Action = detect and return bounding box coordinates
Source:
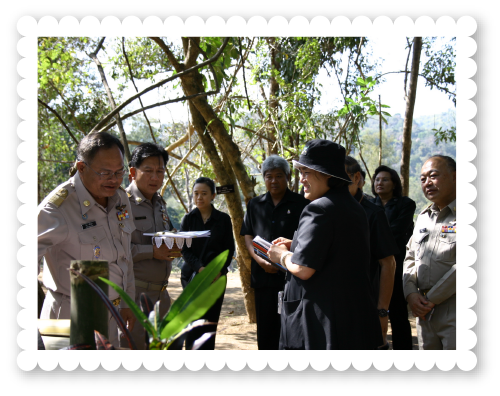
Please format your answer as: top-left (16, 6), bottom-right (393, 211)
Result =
top-left (268, 139), bottom-right (382, 350)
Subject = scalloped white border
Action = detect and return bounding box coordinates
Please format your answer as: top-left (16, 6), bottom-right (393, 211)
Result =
top-left (17, 15), bottom-right (477, 371)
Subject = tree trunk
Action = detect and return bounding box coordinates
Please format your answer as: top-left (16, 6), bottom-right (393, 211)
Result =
top-left (401, 37), bottom-right (422, 197)
top-left (69, 260), bottom-right (109, 349)
top-left (152, 37), bottom-right (257, 322)
top-left (187, 98), bottom-right (256, 322)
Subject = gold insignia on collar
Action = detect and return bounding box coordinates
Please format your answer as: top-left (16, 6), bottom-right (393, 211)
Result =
top-left (127, 192), bottom-right (131, 198)
top-left (136, 197), bottom-right (143, 203)
top-left (83, 200), bottom-right (91, 207)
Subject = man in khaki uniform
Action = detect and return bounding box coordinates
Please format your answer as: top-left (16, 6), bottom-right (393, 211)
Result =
top-left (125, 143), bottom-right (181, 349)
top-left (38, 132), bottom-right (136, 347)
top-left (403, 155), bottom-right (456, 350)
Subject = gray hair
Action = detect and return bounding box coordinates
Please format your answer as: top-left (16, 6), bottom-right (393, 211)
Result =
top-left (261, 155), bottom-right (290, 177)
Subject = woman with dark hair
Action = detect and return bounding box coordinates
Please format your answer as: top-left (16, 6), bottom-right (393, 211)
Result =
top-left (371, 165), bottom-right (416, 350)
top-left (268, 140), bottom-right (382, 350)
top-left (179, 177), bottom-right (234, 350)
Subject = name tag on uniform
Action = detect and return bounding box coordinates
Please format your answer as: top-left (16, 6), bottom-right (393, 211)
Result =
top-left (135, 216), bottom-right (147, 220)
top-left (82, 221), bottom-right (97, 230)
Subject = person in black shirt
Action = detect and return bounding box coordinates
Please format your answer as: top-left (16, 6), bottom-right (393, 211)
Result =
top-left (268, 140), bottom-right (382, 350)
top-left (240, 155), bottom-right (309, 350)
top-left (180, 177), bottom-right (234, 350)
top-left (371, 165), bottom-right (416, 350)
top-left (345, 156), bottom-right (398, 349)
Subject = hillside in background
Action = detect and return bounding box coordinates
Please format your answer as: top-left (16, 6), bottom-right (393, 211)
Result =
top-left (353, 108), bottom-right (456, 214)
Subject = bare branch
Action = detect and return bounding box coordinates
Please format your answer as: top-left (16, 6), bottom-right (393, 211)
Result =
top-left (164, 168), bottom-right (188, 213)
top-left (89, 38), bottom-right (131, 161)
top-left (238, 37), bottom-right (252, 111)
top-left (96, 90), bottom-right (220, 134)
top-left (38, 99), bottom-right (79, 144)
top-left (48, 80), bottom-right (86, 136)
top-left (166, 123), bottom-right (195, 152)
top-left (151, 37), bottom-right (183, 70)
top-left (90, 37), bottom-right (230, 135)
top-left (121, 37), bottom-right (156, 143)
top-left (128, 139), bottom-right (201, 170)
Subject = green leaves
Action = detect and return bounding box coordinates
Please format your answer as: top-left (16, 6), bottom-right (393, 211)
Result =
top-left (98, 277), bottom-right (158, 338)
top-left (162, 250), bottom-right (228, 325)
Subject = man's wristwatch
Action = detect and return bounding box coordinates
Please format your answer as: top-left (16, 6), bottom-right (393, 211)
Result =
top-left (378, 308), bottom-right (389, 318)
top-left (280, 251), bottom-right (292, 268)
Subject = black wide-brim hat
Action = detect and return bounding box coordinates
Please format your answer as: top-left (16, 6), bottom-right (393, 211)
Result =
top-left (292, 139), bottom-right (351, 183)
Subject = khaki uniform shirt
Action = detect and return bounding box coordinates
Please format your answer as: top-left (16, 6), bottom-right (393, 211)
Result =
top-left (38, 172), bottom-right (136, 307)
top-left (403, 199), bottom-right (456, 305)
top-left (126, 181), bottom-right (173, 283)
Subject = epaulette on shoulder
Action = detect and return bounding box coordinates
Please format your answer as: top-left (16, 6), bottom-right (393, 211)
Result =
top-left (420, 203), bottom-right (433, 214)
top-left (48, 188), bottom-right (69, 208)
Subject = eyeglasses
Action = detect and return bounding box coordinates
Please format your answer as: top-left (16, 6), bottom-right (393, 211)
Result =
top-left (84, 162), bottom-right (128, 180)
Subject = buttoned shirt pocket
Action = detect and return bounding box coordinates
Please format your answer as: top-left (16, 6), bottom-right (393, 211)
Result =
top-left (133, 218), bottom-right (153, 244)
top-left (414, 231), bottom-right (429, 260)
top-left (78, 226), bottom-right (112, 261)
top-left (436, 234), bottom-right (456, 262)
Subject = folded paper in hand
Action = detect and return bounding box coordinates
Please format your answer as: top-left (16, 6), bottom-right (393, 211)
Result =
top-left (143, 230), bottom-right (211, 249)
top-left (252, 236), bottom-right (287, 273)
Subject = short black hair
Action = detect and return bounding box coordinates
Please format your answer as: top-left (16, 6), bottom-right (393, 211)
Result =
top-left (345, 155), bottom-right (362, 177)
top-left (129, 143), bottom-right (169, 169)
top-left (193, 177), bottom-right (216, 195)
top-left (428, 155), bottom-right (456, 173)
top-left (360, 169), bottom-right (366, 181)
top-left (77, 132), bottom-right (124, 164)
top-left (372, 165), bottom-right (403, 198)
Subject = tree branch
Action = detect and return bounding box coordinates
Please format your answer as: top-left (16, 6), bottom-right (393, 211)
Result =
top-left (89, 37), bottom-right (131, 161)
top-left (89, 37), bottom-right (229, 135)
top-left (48, 80), bottom-right (86, 136)
top-left (150, 37), bottom-right (183, 70)
top-left (96, 90), bottom-right (220, 134)
top-left (127, 139), bottom-right (201, 170)
top-left (38, 98), bottom-right (79, 144)
top-left (121, 37), bottom-right (156, 143)
top-left (164, 168), bottom-right (188, 213)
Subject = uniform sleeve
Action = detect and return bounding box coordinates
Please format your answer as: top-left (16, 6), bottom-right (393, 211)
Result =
top-left (180, 214), bottom-right (205, 273)
top-left (426, 266), bottom-right (456, 305)
top-left (390, 197), bottom-right (416, 239)
top-left (371, 210), bottom-right (399, 260)
top-left (220, 215), bottom-right (235, 275)
top-left (131, 243), bottom-right (154, 262)
top-left (122, 216), bottom-right (136, 307)
top-left (122, 249), bottom-right (136, 308)
top-left (38, 204), bottom-right (69, 264)
top-left (402, 234), bottom-right (419, 299)
top-left (240, 200), bottom-right (253, 236)
top-left (290, 204), bottom-right (331, 271)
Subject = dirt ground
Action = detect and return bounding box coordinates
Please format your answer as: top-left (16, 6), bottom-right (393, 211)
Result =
top-left (168, 270), bottom-right (420, 350)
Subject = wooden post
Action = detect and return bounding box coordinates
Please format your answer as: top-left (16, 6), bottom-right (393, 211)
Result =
top-left (70, 260), bottom-right (109, 349)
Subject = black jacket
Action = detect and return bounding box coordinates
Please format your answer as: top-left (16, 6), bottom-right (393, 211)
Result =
top-left (372, 195), bottom-right (416, 267)
top-left (180, 206), bottom-right (234, 287)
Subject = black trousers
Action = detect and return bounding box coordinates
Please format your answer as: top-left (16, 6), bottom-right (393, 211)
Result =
top-left (389, 265), bottom-right (413, 350)
top-left (255, 287), bottom-right (282, 350)
top-left (184, 288), bottom-right (225, 350)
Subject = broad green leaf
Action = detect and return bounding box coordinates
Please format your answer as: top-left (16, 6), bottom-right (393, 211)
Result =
top-left (160, 275), bottom-right (227, 342)
top-left (160, 250), bottom-right (228, 329)
top-left (357, 77), bottom-right (367, 86)
top-left (98, 277), bottom-right (158, 339)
